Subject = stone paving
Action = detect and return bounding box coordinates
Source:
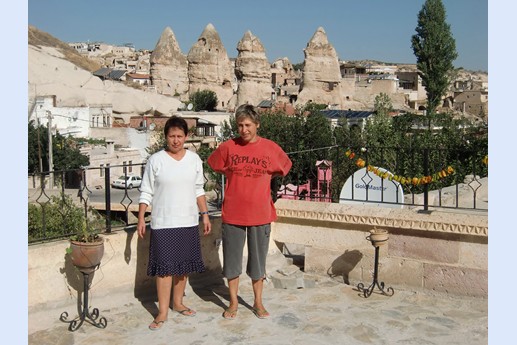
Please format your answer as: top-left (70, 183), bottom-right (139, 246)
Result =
top-left (28, 264), bottom-right (487, 345)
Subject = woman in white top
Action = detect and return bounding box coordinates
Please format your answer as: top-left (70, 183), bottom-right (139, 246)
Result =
top-left (137, 115), bottom-right (211, 331)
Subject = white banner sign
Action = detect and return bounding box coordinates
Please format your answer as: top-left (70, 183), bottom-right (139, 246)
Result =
top-left (339, 167), bottom-right (404, 208)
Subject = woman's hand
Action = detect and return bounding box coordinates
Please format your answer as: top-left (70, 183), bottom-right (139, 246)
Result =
top-left (137, 219), bottom-right (147, 239)
top-left (202, 214), bottom-right (211, 236)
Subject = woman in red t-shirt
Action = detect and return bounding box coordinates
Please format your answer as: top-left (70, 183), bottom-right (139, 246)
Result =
top-left (208, 104), bottom-right (292, 320)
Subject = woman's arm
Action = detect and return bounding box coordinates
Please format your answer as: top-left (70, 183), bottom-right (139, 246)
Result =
top-left (137, 202), bottom-right (148, 239)
top-left (196, 195), bottom-right (211, 236)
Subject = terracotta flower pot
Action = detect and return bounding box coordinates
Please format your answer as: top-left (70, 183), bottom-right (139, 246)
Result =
top-left (368, 229), bottom-right (389, 247)
top-left (69, 237), bottom-right (104, 273)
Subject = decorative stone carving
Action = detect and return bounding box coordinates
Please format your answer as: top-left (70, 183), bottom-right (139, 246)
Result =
top-left (274, 199), bottom-right (488, 237)
top-left (234, 31), bottom-right (274, 107)
top-left (150, 27), bottom-right (189, 99)
top-left (187, 23), bottom-right (234, 110)
top-left (296, 27), bottom-right (345, 108)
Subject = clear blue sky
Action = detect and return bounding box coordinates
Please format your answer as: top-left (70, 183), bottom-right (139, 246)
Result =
top-left (28, 0), bottom-right (488, 71)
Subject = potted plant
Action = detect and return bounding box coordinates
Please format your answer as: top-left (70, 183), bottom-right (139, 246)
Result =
top-left (367, 228), bottom-right (389, 247)
top-left (66, 217), bottom-right (104, 274)
top-left (61, 211), bottom-right (108, 331)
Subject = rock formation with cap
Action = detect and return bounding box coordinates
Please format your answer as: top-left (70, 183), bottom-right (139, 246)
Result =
top-left (296, 27), bottom-right (344, 108)
top-left (234, 31), bottom-right (274, 107)
top-left (149, 27), bottom-right (189, 100)
top-left (187, 23), bottom-right (234, 110)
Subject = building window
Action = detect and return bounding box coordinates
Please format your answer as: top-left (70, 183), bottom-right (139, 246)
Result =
top-left (100, 164), bottom-right (104, 177)
top-left (129, 161), bottom-right (133, 173)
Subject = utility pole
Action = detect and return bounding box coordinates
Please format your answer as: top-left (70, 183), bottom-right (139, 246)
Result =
top-left (36, 115), bottom-right (43, 174)
top-left (46, 111), bottom-right (54, 189)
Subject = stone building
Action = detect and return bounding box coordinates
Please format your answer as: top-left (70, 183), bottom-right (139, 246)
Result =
top-left (271, 57), bottom-right (301, 105)
top-left (453, 90), bottom-right (488, 118)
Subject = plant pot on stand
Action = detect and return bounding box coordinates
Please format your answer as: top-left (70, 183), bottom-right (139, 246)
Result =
top-left (69, 238), bottom-right (105, 274)
top-left (357, 228), bottom-right (394, 298)
top-left (60, 236), bottom-right (108, 331)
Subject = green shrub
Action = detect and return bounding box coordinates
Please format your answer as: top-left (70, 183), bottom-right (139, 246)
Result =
top-left (189, 90), bottom-right (218, 111)
top-left (28, 194), bottom-right (103, 242)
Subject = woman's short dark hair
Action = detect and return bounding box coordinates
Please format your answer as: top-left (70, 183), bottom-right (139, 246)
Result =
top-left (164, 115), bottom-right (188, 137)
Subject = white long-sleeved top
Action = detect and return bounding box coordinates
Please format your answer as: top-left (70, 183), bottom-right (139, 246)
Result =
top-left (139, 149), bottom-right (205, 229)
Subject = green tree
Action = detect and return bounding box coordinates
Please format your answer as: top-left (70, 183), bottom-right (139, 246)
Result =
top-left (28, 120), bottom-right (89, 173)
top-left (53, 133), bottom-right (89, 171)
top-left (219, 115), bottom-right (237, 140)
top-left (259, 111), bottom-right (306, 195)
top-left (189, 90), bottom-right (218, 111)
top-left (292, 62), bottom-right (304, 71)
top-left (411, 0), bottom-right (457, 115)
top-left (374, 93), bottom-right (393, 117)
top-left (28, 120), bottom-right (48, 173)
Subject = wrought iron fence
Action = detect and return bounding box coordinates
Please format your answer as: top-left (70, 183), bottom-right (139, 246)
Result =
top-left (28, 163), bottom-right (147, 244)
top-left (28, 145), bottom-right (487, 244)
top-left (275, 145), bottom-right (488, 211)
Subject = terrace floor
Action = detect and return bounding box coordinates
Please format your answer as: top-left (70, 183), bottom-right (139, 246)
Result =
top-left (28, 269), bottom-right (487, 345)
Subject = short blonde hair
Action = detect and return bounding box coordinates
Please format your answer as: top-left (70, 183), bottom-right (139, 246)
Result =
top-left (235, 104), bottom-right (260, 125)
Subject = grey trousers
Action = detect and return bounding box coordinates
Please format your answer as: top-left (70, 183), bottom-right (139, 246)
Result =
top-left (221, 223), bottom-right (271, 280)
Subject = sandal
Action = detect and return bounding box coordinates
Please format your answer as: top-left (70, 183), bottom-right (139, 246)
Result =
top-left (222, 308), bottom-right (238, 320)
top-left (148, 319), bottom-right (166, 331)
top-left (252, 307), bottom-right (270, 319)
top-left (175, 308), bottom-right (196, 317)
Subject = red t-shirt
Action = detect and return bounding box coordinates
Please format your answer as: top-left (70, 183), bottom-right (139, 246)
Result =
top-left (207, 137), bottom-right (292, 226)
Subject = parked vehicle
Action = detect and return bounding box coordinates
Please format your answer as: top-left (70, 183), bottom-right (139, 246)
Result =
top-left (111, 175), bottom-right (142, 189)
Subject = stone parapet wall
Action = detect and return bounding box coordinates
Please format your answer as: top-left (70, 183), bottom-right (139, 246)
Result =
top-left (272, 199), bottom-right (487, 297)
top-left (28, 217), bottom-right (225, 308)
top-left (28, 200), bottom-right (487, 309)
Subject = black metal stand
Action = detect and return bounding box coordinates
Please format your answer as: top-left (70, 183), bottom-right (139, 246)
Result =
top-left (357, 245), bottom-right (394, 298)
top-left (60, 269), bottom-right (108, 331)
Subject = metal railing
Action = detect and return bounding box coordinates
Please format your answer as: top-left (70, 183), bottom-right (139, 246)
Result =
top-left (28, 163), bottom-right (147, 244)
top-left (275, 145), bottom-right (488, 212)
top-left (28, 145), bottom-right (487, 243)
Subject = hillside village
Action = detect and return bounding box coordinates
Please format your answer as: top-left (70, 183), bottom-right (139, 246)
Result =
top-left (28, 24), bottom-right (488, 187)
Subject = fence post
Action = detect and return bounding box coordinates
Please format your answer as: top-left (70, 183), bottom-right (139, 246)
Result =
top-left (423, 148), bottom-right (429, 211)
top-left (104, 167), bottom-right (112, 233)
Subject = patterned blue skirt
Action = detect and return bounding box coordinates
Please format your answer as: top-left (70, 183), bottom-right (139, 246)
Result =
top-left (147, 225), bottom-right (206, 277)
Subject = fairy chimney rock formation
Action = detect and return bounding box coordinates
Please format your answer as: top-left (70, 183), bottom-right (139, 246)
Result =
top-left (150, 27), bottom-right (189, 99)
top-left (234, 31), bottom-right (274, 107)
top-left (297, 27), bottom-right (344, 108)
top-left (187, 23), bottom-right (234, 110)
